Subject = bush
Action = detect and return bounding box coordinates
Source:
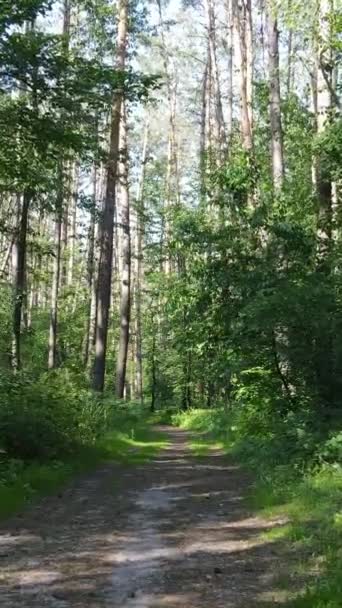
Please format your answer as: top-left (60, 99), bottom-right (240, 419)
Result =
top-left (0, 371), bottom-right (112, 460)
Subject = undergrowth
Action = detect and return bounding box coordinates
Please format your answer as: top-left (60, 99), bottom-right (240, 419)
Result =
top-left (173, 407), bottom-right (342, 608)
top-left (0, 402), bottom-right (168, 520)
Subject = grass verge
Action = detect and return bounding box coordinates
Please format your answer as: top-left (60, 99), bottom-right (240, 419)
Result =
top-left (173, 408), bottom-right (342, 608)
top-left (0, 406), bottom-right (168, 520)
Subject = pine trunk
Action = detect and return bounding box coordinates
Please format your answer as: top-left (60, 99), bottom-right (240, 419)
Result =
top-left (11, 192), bottom-right (30, 371)
top-left (115, 104), bottom-right (131, 398)
top-left (266, 3), bottom-right (284, 190)
top-left (92, 0), bottom-right (128, 391)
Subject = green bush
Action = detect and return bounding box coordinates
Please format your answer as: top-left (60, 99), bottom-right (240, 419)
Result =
top-left (0, 371), bottom-right (112, 460)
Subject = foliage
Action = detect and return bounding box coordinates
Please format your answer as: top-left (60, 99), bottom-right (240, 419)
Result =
top-left (0, 371), bottom-right (111, 459)
top-left (173, 407), bottom-right (342, 607)
top-left (0, 403), bottom-right (168, 519)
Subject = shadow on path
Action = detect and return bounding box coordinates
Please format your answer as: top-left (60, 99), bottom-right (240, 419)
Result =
top-left (0, 427), bottom-right (301, 607)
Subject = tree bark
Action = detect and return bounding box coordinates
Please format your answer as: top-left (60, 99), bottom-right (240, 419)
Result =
top-left (11, 192), bottom-right (31, 371)
top-left (92, 0), bottom-right (128, 391)
top-left (115, 103), bottom-right (131, 398)
top-left (224, 0), bottom-right (234, 141)
top-left (234, 0), bottom-right (253, 151)
top-left (48, 191), bottom-right (62, 369)
top-left (84, 161), bottom-right (98, 366)
top-left (266, 2), bottom-right (284, 190)
top-left (205, 0), bottom-right (226, 156)
top-left (48, 0), bottom-right (70, 369)
top-left (316, 0), bottom-right (333, 260)
top-left (134, 120), bottom-right (149, 404)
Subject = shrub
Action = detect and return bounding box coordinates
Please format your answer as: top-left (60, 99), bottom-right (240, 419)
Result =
top-left (0, 371), bottom-right (112, 460)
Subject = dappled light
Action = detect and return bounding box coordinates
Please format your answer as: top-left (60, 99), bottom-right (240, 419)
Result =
top-left (0, 429), bottom-right (304, 608)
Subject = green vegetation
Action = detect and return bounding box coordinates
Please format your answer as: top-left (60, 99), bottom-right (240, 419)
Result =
top-left (0, 1), bottom-right (341, 605)
top-left (173, 408), bottom-right (342, 608)
top-left (0, 402), bottom-right (168, 520)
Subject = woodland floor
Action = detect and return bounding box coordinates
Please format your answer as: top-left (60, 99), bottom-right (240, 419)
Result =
top-left (0, 427), bottom-right (301, 607)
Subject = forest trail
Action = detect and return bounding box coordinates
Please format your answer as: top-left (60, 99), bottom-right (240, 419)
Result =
top-left (0, 428), bottom-right (295, 607)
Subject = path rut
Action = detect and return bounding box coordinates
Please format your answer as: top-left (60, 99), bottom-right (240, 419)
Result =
top-left (0, 427), bottom-right (295, 607)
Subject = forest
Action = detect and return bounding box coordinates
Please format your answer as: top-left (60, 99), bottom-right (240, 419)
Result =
top-left (0, 0), bottom-right (342, 606)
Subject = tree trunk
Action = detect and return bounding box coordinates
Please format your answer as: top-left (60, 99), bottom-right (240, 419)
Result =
top-left (48, 0), bottom-right (70, 370)
top-left (134, 120), bottom-right (149, 404)
top-left (225, 0), bottom-right (234, 141)
top-left (11, 192), bottom-right (31, 371)
top-left (67, 162), bottom-right (79, 287)
top-left (48, 194), bottom-right (62, 369)
top-left (84, 161), bottom-right (98, 366)
top-left (115, 103), bottom-right (131, 398)
top-left (92, 0), bottom-right (128, 391)
top-left (205, 0), bottom-right (226, 156)
top-left (234, 0), bottom-right (253, 151)
top-left (266, 2), bottom-right (284, 190)
top-left (316, 0), bottom-right (333, 260)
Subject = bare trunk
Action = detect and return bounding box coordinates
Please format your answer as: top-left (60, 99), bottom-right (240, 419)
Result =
top-left (48, 193), bottom-right (62, 369)
top-left (67, 162), bottom-right (79, 287)
top-left (48, 0), bottom-right (70, 369)
top-left (11, 192), bottom-right (31, 371)
top-left (234, 0), bottom-right (253, 151)
top-left (116, 104), bottom-right (131, 399)
top-left (286, 1), bottom-right (294, 96)
top-left (92, 0), bottom-right (128, 391)
top-left (205, 0), bottom-right (226, 156)
top-left (266, 2), bottom-right (284, 190)
top-left (200, 59), bottom-right (209, 197)
top-left (225, 0), bottom-right (234, 140)
top-left (316, 0), bottom-right (333, 260)
top-left (134, 120), bottom-right (149, 404)
top-left (84, 162), bottom-right (98, 366)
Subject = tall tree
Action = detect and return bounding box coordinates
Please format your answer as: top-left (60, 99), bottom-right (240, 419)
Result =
top-left (48, 0), bottom-right (71, 369)
top-left (316, 0), bottom-right (333, 257)
top-left (234, 0), bottom-right (253, 151)
top-left (116, 103), bottom-right (131, 398)
top-left (134, 119), bottom-right (149, 403)
top-left (92, 0), bottom-right (128, 391)
top-left (266, 0), bottom-right (284, 190)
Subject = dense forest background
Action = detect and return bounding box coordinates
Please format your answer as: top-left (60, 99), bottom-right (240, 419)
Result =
top-left (0, 0), bottom-right (341, 468)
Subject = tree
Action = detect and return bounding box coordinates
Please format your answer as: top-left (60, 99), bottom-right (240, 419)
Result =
top-left (115, 102), bottom-right (131, 398)
top-left (266, 0), bottom-right (284, 190)
top-left (92, 0), bottom-right (128, 391)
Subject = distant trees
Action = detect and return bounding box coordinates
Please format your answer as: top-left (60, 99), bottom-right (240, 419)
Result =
top-left (0, 0), bottom-right (340, 419)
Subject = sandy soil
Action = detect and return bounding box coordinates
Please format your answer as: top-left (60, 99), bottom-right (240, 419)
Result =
top-left (0, 427), bottom-right (297, 607)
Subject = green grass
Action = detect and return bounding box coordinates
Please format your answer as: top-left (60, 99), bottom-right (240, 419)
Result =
top-left (173, 407), bottom-right (342, 608)
top-left (0, 408), bottom-right (169, 520)
top-left (256, 466), bottom-right (342, 608)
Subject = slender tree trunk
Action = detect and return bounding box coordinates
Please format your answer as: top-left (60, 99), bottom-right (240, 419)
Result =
top-left (48, 0), bottom-right (70, 369)
top-left (48, 193), bottom-right (62, 369)
top-left (225, 0), bottom-right (234, 140)
top-left (150, 329), bottom-right (157, 412)
top-left (116, 104), bottom-right (131, 398)
top-left (316, 0), bottom-right (333, 260)
top-left (205, 0), bottom-right (226, 156)
top-left (67, 162), bottom-right (79, 287)
top-left (134, 120), bottom-right (149, 404)
top-left (200, 58), bottom-right (209, 198)
top-left (314, 0), bottom-right (334, 405)
top-left (286, 0), bottom-right (294, 96)
top-left (84, 162), bottom-right (98, 366)
top-left (266, 2), bottom-right (284, 190)
top-left (234, 0), bottom-right (253, 151)
top-left (11, 192), bottom-right (31, 371)
top-left (92, 0), bottom-right (128, 391)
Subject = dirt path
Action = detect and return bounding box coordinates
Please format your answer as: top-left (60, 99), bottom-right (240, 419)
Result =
top-left (0, 427), bottom-right (293, 607)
